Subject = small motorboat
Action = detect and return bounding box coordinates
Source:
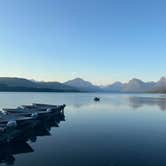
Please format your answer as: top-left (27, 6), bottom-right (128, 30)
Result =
top-left (0, 103), bottom-right (66, 145)
top-left (3, 104), bottom-right (65, 120)
top-left (0, 112), bottom-right (36, 130)
top-left (94, 97), bottom-right (100, 102)
top-left (32, 103), bottom-right (66, 109)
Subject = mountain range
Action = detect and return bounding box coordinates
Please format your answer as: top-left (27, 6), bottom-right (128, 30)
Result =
top-left (0, 77), bottom-right (79, 92)
top-left (108, 77), bottom-right (166, 93)
top-left (64, 77), bottom-right (166, 93)
top-left (0, 77), bottom-right (165, 93)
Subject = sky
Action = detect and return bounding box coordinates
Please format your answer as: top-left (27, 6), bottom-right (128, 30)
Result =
top-left (0, 0), bottom-right (165, 85)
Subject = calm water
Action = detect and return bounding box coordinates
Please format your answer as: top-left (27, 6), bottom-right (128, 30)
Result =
top-left (0, 92), bottom-right (166, 166)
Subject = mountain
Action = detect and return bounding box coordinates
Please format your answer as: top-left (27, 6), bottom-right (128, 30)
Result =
top-left (0, 77), bottom-right (79, 92)
top-left (123, 79), bottom-right (155, 92)
top-left (103, 82), bottom-right (123, 92)
top-left (64, 78), bottom-right (101, 92)
top-left (37, 81), bottom-right (79, 91)
top-left (155, 77), bottom-right (166, 88)
top-left (105, 78), bottom-right (155, 93)
top-left (0, 77), bottom-right (38, 88)
top-left (152, 77), bottom-right (166, 93)
top-left (123, 79), bottom-right (145, 92)
top-left (104, 77), bottom-right (164, 93)
top-left (0, 76), bottom-right (165, 93)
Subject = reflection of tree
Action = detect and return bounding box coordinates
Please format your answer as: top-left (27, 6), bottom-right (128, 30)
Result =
top-left (0, 112), bottom-right (65, 165)
top-left (129, 97), bottom-right (166, 111)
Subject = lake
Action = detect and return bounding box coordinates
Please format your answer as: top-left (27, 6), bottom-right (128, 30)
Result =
top-left (0, 92), bottom-right (166, 166)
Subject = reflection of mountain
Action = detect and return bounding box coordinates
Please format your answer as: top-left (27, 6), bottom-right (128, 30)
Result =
top-left (129, 97), bottom-right (166, 111)
top-left (0, 112), bottom-right (65, 165)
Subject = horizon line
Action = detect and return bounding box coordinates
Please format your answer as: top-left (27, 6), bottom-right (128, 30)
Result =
top-left (0, 76), bottom-right (165, 86)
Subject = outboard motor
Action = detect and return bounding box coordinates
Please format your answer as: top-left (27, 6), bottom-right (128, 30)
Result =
top-left (46, 108), bottom-right (52, 112)
top-left (7, 120), bottom-right (17, 128)
top-left (31, 112), bottom-right (38, 119)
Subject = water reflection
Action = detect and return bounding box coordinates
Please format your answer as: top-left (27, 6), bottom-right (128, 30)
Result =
top-left (0, 142), bottom-right (33, 165)
top-left (0, 112), bottom-right (65, 165)
top-left (129, 96), bottom-right (166, 111)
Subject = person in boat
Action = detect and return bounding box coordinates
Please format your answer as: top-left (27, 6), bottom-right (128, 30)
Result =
top-left (94, 97), bottom-right (100, 101)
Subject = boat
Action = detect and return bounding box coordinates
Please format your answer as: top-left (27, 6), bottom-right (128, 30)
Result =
top-left (32, 103), bottom-right (66, 110)
top-left (3, 104), bottom-right (65, 119)
top-left (0, 112), bottom-right (36, 128)
top-left (0, 108), bottom-right (65, 164)
top-left (94, 97), bottom-right (100, 101)
top-left (0, 113), bottom-right (37, 144)
top-left (0, 103), bottom-right (65, 144)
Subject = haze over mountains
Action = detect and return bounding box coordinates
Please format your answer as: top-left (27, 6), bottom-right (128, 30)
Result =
top-left (0, 77), bottom-right (165, 93)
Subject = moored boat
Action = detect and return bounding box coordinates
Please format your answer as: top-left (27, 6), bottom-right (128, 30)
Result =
top-left (3, 104), bottom-right (65, 119)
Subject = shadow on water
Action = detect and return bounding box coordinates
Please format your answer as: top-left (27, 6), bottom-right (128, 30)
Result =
top-left (0, 112), bottom-right (65, 165)
top-left (129, 96), bottom-right (166, 111)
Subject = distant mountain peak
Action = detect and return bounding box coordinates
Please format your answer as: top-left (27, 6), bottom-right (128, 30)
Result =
top-left (65, 78), bottom-right (93, 86)
top-left (128, 78), bottom-right (144, 83)
top-left (104, 81), bottom-right (123, 92)
top-left (159, 76), bottom-right (166, 82)
top-left (64, 78), bottom-right (100, 91)
top-left (69, 77), bottom-right (90, 83)
top-left (107, 81), bottom-right (123, 87)
top-left (113, 81), bottom-right (123, 84)
top-left (155, 77), bottom-right (166, 89)
top-left (72, 77), bottom-right (84, 81)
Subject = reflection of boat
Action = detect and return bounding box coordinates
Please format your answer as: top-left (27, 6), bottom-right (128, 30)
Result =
top-left (0, 142), bottom-right (34, 165)
top-left (0, 109), bottom-right (65, 165)
top-left (94, 97), bottom-right (100, 102)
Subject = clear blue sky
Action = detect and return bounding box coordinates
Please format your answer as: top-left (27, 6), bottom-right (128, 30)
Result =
top-left (0, 0), bottom-right (165, 85)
